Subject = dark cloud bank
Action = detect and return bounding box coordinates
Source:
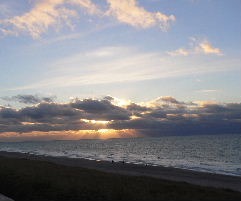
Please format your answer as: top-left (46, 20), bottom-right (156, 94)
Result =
top-left (0, 95), bottom-right (240, 137)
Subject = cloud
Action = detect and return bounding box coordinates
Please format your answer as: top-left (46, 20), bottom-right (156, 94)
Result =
top-left (1, 95), bottom-right (55, 104)
top-left (71, 98), bottom-right (131, 120)
top-left (0, 0), bottom-right (175, 38)
top-left (105, 0), bottom-right (175, 30)
top-left (0, 95), bottom-right (240, 139)
top-left (126, 103), bottom-right (149, 112)
top-left (197, 39), bottom-right (223, 55)
top-left (167, 38), bottom-right (223, 56)
top-left (157, 96), bottom-right (181, 104)
top-left (71, 0), bottom-right (101, 15)
top-left (0, 0), bottom-right (100, 38)
top-left (4, 45), bottom-right (238, 92)
top-left (197, 89), bottom-right (219, 93)
top-left (167, 48), bottom-right (189, 56)
top-left (108, 98), bottom-right (241, 136)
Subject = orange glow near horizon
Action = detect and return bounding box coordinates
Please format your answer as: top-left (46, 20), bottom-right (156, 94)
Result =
top-left (0, 129), bottom-right (141, 142)
top-left (130, 115), bottom-right (141, 120)
top-left (97, 129), bottom-right (111, 133)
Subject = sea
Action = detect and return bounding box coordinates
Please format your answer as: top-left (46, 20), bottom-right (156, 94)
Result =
top-left (0, 134), bottom-right (240, 176)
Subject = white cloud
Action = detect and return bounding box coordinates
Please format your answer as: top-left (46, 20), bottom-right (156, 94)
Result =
top-left (105, 0), bottom-right (175, 30)
top-left (167, 38), bottom-right (223, 56)
top-left (0, 0), bottom-right (100, 39)
top-left (70, 0), bottom-right (101, 15)
top-left (196, 39), bottom-right (223, 55)
top-left (0, 0), bottom-right (175, 38)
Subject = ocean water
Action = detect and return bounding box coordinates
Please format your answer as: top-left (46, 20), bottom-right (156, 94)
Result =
top-left (0, 134), bottom-right (240, 176)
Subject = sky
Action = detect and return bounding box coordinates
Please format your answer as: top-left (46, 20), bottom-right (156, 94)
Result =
top-left (0, 0), bottom-right (240, 141)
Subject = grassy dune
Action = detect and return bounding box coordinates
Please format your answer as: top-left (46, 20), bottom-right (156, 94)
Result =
top-left (0, 156), bottom-right (241, 201)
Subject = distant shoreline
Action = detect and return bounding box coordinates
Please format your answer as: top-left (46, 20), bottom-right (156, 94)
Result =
top-left (0, 151), bottom-right (240, 193)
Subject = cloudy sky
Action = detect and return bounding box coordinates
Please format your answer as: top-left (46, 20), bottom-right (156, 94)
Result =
top-left (0, 0), bottom-right (240, 141)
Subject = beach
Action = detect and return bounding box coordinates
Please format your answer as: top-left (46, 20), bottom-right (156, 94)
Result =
top-left (0, 151), bottom-right (241, 201)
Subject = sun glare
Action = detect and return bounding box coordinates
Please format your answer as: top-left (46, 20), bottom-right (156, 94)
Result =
top-left (82, 119), bottom-right (110, 124)
top-left (112, 97), bottom-right (131, 107)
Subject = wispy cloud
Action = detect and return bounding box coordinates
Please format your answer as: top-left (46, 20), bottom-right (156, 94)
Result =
top-left (1, 46), bottom-right (239, 92)
top-left (1, 94), bottom-right (56, 104)
top-left (167, 37), bottom-right (223, 56)
top-left (105, 0), bottom-right (175, 30)
top-left (197, 89), bottom-right (219, 93)
top-left (167, 48), bottom-right (189, 56)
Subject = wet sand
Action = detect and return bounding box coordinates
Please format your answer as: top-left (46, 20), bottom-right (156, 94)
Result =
top-left (0, 151), bottom-right (240, 192)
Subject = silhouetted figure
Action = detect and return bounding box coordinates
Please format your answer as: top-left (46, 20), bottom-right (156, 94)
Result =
top-left (122, 160), bottom-right (125, 164)
top-left (112, 160), bottom-right (114, 164)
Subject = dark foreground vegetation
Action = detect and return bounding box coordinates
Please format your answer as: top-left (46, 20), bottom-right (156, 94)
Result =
top-left (0, 156), bottom-right (241, 201)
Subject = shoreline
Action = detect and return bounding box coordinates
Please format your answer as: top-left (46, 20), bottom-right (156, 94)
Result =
top-left (0, 151), bottom-right (240, 192)
top-left (0, 149), bottom-right (239, 177)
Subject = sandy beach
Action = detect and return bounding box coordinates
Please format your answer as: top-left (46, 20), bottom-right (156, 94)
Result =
top-left (0, 151), bottom-right (240, 193)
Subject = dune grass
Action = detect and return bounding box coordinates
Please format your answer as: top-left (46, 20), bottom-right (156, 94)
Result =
top-left (0, 156), bottom-right (241, 201)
